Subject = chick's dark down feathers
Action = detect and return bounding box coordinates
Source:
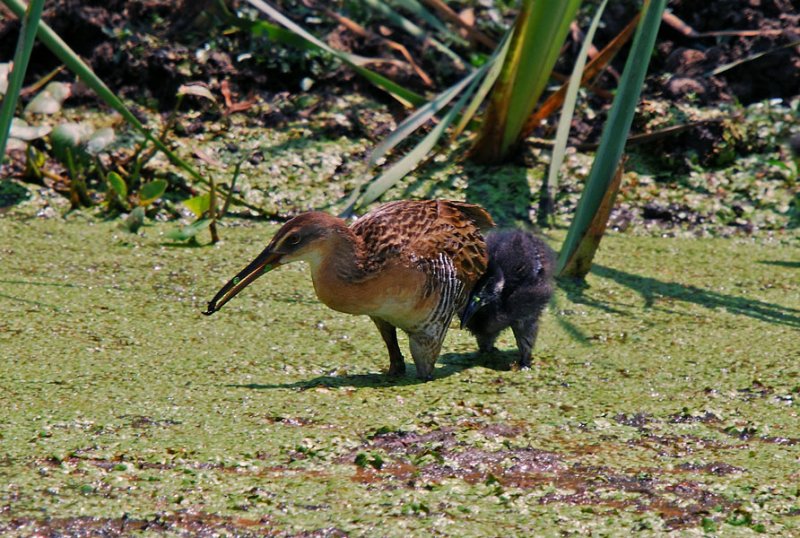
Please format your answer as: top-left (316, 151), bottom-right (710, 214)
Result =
top-left (462, 229), bottom-right (555, 368)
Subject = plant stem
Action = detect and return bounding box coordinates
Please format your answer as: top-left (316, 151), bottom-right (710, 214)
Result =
top-left (208, 174), bottom-right (220, 244)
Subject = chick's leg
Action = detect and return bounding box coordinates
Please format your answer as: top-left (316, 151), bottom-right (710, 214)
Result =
top-left (475, 331), bottom-right (500, 354)
top-left (511, 318), bottom-right (539, 369)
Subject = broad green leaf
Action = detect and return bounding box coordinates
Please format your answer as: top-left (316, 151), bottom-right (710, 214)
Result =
top-left (139, 179), bottom-right (168, 206)
top-left (183, 193), bottom-right (211, 218)
top-left (107, 171), bottom-right (127, 199)
top-left (23, 144), bottom-right (46, 177)
top-left (244, 18), bottom-right (311, 49)
top-left (765, 159), bottom-right (789, 172)
top-left (165, 218), bottom-right (211, 241)
top-left (471, 0), bottom-right (582, 162)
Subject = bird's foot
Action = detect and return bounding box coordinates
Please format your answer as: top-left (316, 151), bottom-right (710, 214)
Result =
top-left (514, 354), bottom-right (536, 371)
top-left (415, 370), bottom-right (434, 381)
top-left (412, 361), bottom-right (435, 381)
top-left (387, 362), bottom-right (406, 377)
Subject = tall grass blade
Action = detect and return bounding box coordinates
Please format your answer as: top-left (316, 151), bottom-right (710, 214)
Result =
top-left (245, 0), bottom-right (425, 107)
top-left (706, 39), bottom-right (800, 77)
top-left (2, 0), bottom-right (206, 185)
top-left (563, 157), bottom-right (626, 277)
top-left (236, 16), bottom-right (313, 50)
top-left (368, 28), bottom-right (510, 172)
top-left (450, 29), bottom-right (512, 140)
top-left (350, 28), bottom-right (511, 214)
top-left (421, 0), bottom-right (496, 49)
top-left (522, 12), bottom-right (640, 140)
top-left (389, 0), bottom-right (461, 42)
top-left (368, 63), bottom-right (487, 168)
top-left (557, 0), bottom-right (667, 278)
top-left (361, 0), bottom-right (466, 67)
top-left (0, 0), bottom-right (45, 161)
top-left (355, 73), bottom-right (483, 209)
top-left (540, 0), bottom-right (608, 226)
top-left (240, 17), bottom-right (424, 106)
top-left (471, 0), bottom-right (582, 163)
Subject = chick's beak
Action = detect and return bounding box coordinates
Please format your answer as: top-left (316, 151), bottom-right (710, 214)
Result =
top-left (202, 248), bottom-right (283, 315)
top-left (459, 296), bottom-right (482, 329)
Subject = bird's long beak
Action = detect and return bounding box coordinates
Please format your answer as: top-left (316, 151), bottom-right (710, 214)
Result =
top-left (459, 296), bottom-right (482, 329)
top-left (202, 248), bottom-right (283, 315)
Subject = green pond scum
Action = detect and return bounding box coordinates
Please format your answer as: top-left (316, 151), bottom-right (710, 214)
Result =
top-left (0, 217), bottom-right (798, 537)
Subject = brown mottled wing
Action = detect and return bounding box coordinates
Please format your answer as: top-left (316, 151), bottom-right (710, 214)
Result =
top-left (351, 200), bottom-right (494, 287)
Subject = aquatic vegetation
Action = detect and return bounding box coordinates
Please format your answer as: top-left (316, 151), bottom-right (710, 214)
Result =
top-left (0, 218), bottom-right (797, 535)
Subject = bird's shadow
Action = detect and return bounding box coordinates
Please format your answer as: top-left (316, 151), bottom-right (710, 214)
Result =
top-left (759, 259), bottom-right (800, 269)
top-left (227, 350), bottom-right (517, 391)
top-left (439, 349), bottom-right (519, 372)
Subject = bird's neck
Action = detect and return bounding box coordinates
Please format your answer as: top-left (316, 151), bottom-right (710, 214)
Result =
top-left (305, 227), bottom-right (372, 314)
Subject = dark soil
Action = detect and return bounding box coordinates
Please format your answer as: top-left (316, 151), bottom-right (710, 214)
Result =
top-left (0, 512), bottom-right (348, 537)
top-left (664, 0), bottom-right (799, 104)
top-left (0, 1), bottom-right (797, 233)
top-left (346, 424), bottom-right (746, 530)
top-left (1, 0), bottom-right (797, 110)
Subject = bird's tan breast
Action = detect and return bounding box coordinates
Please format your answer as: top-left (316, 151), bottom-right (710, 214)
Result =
top-left (311, 258), bottom-right (437, 329)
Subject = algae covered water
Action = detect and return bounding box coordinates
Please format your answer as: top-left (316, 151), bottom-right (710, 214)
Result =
top-left (0, 217), bottom-right (798, 535)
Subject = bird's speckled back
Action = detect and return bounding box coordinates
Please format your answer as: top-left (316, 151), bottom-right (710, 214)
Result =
top-left (351, 200), bottom-right (494, 287)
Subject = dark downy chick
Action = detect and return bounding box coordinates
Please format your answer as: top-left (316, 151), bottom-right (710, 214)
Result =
top-left (460, 229), bottom-right (555, 369)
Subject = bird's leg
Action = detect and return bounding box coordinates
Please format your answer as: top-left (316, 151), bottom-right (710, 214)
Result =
top-left (475, 332), bottom-right (499, 354)
top-left (371, 317), bottom-right (405, 376)
top-left (511, 318), bottom-right (539, 369)
top-left (408, 331), bottom-right (445, 381)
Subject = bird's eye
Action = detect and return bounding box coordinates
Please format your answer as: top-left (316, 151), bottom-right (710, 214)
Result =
top-left (286, 233), bottom-right (301, 246)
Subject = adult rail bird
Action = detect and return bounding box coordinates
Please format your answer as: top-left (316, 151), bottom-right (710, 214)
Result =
top-left (203, 200), bottom-right (494, 380)
top-left (460, 229), bottom-right (555, 369)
